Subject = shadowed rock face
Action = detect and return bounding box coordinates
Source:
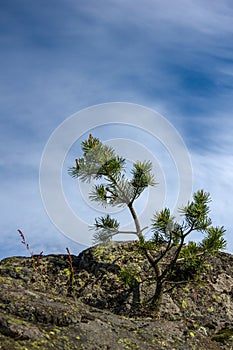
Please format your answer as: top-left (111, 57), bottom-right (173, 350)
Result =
top-left (0, 241), bottom-right (233, 349)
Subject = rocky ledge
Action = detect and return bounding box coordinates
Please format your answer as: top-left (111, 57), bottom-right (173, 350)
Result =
top-left (0, 241), bottom-right (233, 349)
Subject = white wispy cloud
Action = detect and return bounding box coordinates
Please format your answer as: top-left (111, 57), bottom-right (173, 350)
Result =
top-left (1, 0), bottom-right (232, 258)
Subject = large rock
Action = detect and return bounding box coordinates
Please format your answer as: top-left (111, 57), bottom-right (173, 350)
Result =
top-left (0, 241), bottom-right (233, 349)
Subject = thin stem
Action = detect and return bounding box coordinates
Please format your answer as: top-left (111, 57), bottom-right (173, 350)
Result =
top-left (127, 202), bottom-right (142, 238)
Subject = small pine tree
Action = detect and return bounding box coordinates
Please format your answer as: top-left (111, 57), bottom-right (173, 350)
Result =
top-left (69, 134), bottom-right (226, 311)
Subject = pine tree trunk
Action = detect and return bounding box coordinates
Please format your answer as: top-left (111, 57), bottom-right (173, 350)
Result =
top-left (150, 280), bottom-right (164, 312)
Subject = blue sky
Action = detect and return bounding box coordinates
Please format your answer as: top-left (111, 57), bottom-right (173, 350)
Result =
top-left (1, 0), bottom-right (233, 259)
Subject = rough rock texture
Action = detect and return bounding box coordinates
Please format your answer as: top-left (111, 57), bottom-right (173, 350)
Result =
top-left (0, 241), bottom-right (233, 349)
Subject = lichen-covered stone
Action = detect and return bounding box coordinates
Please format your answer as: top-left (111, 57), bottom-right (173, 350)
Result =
top-left (0, 241), bottom-right (232, 349)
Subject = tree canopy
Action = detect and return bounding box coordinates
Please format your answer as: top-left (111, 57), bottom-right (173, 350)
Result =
top-left (69, 134), bottom-right (226, 311)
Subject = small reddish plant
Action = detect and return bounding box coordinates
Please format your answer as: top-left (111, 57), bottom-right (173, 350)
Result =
top-left (17, 229), bottom-right (44, 283)
top-left (66, 247), bottom-right (75, 287)
top-left (18, 229), bottom-right (34, 257)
